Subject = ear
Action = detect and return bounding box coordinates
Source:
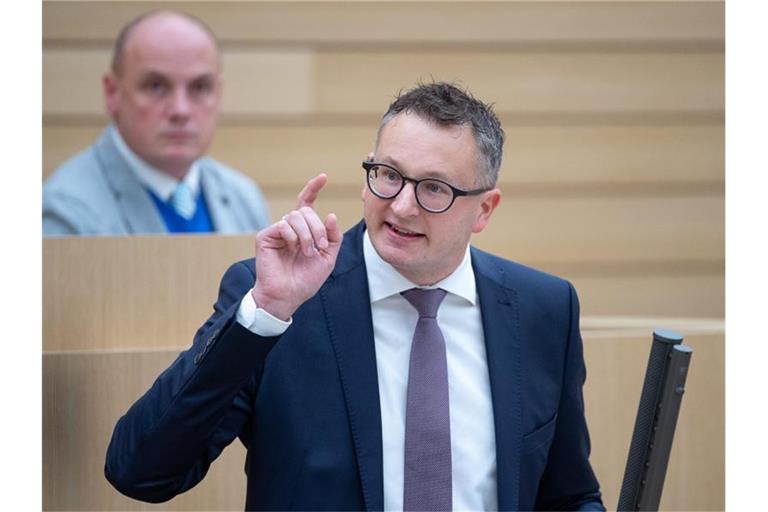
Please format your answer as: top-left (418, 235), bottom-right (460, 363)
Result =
top-left (361, 152), bottom-right (375, 201)
top-left (102, 73), bottom-right (120, 119)
top-left (471, 188), bottom-right (501, 234)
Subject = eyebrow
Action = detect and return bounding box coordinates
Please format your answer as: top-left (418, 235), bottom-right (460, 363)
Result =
top-left (189, 73), bottom-right (217, 82)
top-left (377, 156), bottom-right (452, 182)
top-left (138, 71), bottom-right (169, 81)
top-left (138, 71), bottom-right (217, 83)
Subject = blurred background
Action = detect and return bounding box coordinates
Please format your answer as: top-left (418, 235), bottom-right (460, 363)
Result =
top-left (42, 1), bottom-right (724, 510)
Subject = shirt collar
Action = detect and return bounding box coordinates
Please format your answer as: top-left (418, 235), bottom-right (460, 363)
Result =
top-left (110, 124), bottom-right (201, 201)
top-left (363, 229), bottom-right (476, 306)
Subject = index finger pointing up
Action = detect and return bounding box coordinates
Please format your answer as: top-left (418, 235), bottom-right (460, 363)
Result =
top-left (295, 173), bottom-right (328, 209)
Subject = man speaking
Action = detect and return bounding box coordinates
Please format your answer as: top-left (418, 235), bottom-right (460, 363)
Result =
top-left (105, 82), bottom-right (604, 510)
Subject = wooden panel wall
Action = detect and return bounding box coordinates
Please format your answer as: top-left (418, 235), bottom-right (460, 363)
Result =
top-left (42, 1), bottom-right (724, 510)
top-left (42, 0), bottom-right (725, 318)
top-left (43, 236), bottom-right (724, 510)
top-left (43, 331), bottom-right (724, 511)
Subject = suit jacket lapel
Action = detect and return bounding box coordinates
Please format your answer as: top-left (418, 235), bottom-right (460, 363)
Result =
top-left (320, 221), bottom-right (384, 511)
top-left (200, 162), bottom-right (237, 232)
top-left (94, 127), bottom-right (166, 234)
top-left (473, 249), bottom-right (522, 511)
top-left (318, 228), bottom-right (522, 511)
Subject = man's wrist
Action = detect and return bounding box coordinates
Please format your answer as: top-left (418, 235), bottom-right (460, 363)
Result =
top-left (250, 288), bottom-right (295, 322)
top-left (237, 289), bottom-right (292, 337)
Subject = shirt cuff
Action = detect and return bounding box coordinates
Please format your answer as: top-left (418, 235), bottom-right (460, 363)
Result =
top-left (236, 288), bottom-right (292, 337)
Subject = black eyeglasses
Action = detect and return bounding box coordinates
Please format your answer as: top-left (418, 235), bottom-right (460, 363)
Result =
top-left (362, 161), bottom-right (491, 213)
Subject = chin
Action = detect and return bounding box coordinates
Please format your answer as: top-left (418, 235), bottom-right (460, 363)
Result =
top-left (161, 148), bottom-right (201, 164)
top-left (378, 245), bottom-right (423, 277)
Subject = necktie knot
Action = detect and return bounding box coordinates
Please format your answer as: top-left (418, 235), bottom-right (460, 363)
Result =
top-left (401, 288), bottom-right (447, 319)
top-left (169, 182), bottom-right (197, 220)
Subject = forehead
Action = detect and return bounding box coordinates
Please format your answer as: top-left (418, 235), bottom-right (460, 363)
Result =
top-left (377, 112), bottom-right (479, 182)
top-left (122, 15), bottom-right (219, 75)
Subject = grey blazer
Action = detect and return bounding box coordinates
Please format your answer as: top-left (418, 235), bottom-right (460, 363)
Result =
top-left (43, 126), bottom-right (271, 236)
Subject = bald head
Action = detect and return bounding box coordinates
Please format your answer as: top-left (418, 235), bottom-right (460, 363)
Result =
top-left (103, 10), bottom-right (223, 179)
top-left (111, 10), bottom-right (220, 76)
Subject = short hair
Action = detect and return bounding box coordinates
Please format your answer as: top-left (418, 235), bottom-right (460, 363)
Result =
top-left (378, 82), bottom-right (505, 188)
top-left (110, 10), bottom-right (219, 76)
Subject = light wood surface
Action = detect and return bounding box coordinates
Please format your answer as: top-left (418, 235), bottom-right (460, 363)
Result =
top-left (42, 235), bottom-right (724, 509)
top-left (43, 48), bottom-right (724, 118)
top-left (42, 1), bottom-right (724, 45)
top-left (43, 219), bottom-right (723, 352)
top-left (42, 330), bottom-right (724, 511)
top-left (43, 349), bottom-right (247, 511)
top-left (43, 236), bottom-right (253, 352)
top-left (44, 123), bottom-right (725, 185)
top-left (584, 331), bottom-right (724, 511)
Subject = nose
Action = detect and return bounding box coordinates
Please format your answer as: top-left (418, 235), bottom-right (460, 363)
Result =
top-left (168, 89), bottom-right (191, 122)
top-left (389, 181), bottom-right (420, 217)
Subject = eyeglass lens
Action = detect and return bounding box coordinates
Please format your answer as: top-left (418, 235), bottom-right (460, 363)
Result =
top-left (367, 165), bottom-right (454, 212)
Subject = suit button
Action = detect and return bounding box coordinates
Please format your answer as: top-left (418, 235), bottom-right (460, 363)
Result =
top-left (206, 329), bottom-right (220, 347)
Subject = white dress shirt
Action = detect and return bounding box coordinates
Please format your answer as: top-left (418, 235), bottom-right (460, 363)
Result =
top-left (110, 125), bottom-right (201, 200)
top-left (236, 231), bottom-right (498, 510)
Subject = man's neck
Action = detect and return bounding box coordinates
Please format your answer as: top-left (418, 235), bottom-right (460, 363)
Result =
top-left (110, 126), bottom-right (192, 181)
top-left (109, 125), bottom-right (200, 201)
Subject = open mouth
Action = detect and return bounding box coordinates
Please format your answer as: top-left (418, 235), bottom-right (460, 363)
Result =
top-left (386, 222), bottom-right (424, 239)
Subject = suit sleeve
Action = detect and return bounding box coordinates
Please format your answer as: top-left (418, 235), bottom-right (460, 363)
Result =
top-left (104, 260), bottom-right (278, 503)
top-left (535, 282), bottom-right (605, 511)
top-left (249, 183), bottom-right (271, 230)
top-left (43, 192), bottom-right (93, 235)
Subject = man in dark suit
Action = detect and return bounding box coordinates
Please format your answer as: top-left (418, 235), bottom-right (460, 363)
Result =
top-left (105, 82), bottom-right (604, 510)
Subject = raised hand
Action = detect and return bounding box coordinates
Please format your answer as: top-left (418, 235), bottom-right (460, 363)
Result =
top-left (251, 174), bottom-right (343, 321)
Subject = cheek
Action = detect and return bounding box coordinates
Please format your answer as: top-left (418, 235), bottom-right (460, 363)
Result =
top-left (128, 103), bottom-right (162, 127)
top-left (430, 209), bottom-right (475, 244)
top-left (199, 105), bottom-right (219, 123)
top-left (197, 112), bottom-right (218, 138)
top-left (195, 96), bottom-right (220, 117)
top-left (363, 190), bottom-right (388, 214)
top-left (362, 189), bottom-right (373, 222)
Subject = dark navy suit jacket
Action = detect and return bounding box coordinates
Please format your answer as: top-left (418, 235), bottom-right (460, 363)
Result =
top-left (105, 221), bottom-right (604, 510)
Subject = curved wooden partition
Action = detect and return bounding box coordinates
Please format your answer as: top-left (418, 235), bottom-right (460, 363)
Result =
top-left (43, 234), bottom-right (724, 511)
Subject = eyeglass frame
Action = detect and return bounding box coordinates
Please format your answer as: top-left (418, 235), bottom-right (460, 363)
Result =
top-left (362, 161), bottom-right (493, 213)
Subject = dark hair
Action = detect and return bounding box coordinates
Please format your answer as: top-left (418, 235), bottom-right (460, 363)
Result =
top-left (111, 10), bottom-right (219, 76)
top-left (378, 82), bottom-right (505, 188)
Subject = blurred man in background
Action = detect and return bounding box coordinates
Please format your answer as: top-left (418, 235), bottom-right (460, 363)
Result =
top-left (43, 10), bottom-right (270, 235)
